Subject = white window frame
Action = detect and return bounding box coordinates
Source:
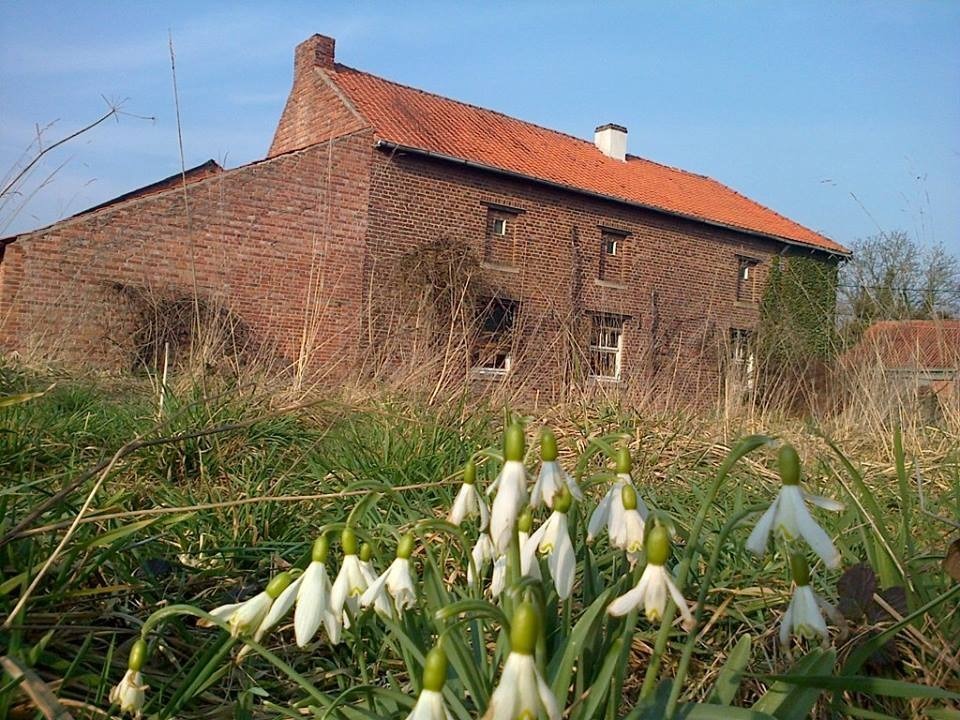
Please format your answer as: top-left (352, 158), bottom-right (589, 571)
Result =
top-left (492, 217), bottom-right (508, 236)
top-left (589, 314), bottom-right (624, 381)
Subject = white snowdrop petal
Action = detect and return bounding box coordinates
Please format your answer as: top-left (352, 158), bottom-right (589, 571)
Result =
top-left (587, 490), bottom-right (613, 542)
top-left (793, 502), bottom-right (842, 569)
top-left (745, 499), bottom-right (779, 555)
top-left (644, 566), bottom-right (668, 621)
top-left (256, 575), bottom-right (301, 640)
top-left (803, 490), bottom-right (845, 512)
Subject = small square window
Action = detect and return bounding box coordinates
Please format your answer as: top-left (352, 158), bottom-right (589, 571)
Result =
top-left (589, 314), bottom-right (624, 381)
top-left (605, 238), bottom-right (618, 256)
top-left (492, 217), bottom-right (508, 236)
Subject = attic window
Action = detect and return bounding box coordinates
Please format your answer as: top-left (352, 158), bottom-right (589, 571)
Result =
top-left (492, 217), bottom-right (508, 236)
top-left (484, 206), bottom-right (522, 266)
top-left (598, 229), bottom-right (628, 282)
top-left (604, 238), bottom-right (618, 256)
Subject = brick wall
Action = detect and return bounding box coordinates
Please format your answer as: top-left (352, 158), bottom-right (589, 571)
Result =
top-left (361, 148), bottom-right (834, 404)
top-left (0, 131), bottom-right (374, 373)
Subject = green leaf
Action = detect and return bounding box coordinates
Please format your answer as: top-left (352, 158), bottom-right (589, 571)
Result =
top-left (549, 587), bottom-right (614, 704)
top-left (572, 637), bottom-right (623, 720)
top-left (84, 514), bottom-right (190, 549)
top-left (760, 674), bottom-right (960, 701)
top-left (707, 634), bottom-right (751, 705)
top-left (751, 648), bottom-right (836, 719)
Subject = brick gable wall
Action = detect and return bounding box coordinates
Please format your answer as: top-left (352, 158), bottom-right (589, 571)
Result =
top-left (0, 131), bottom-right (373, 372)
top-left (361, 148), bottom-right (828, 403)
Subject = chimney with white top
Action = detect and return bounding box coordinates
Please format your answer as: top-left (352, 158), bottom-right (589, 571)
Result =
top-left (594, 123), bottom-right (628, 161)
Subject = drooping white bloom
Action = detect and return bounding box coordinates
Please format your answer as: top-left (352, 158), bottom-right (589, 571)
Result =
top-left (609, 484), bottom-right (646, 567)
top-left (608, 526), bottom-right (694, 630)
top-left (468, 533), bottom-right (497, 585)
top-left (254, 574), bottom-right (300, 641)
top-left (204, 571), bottom-right (296, 642)
top-left (488, 460), bottom-right (529, 553)
top-left (484, 602), bottom-right (559, 720)
top-left (408, 645), bottom-right (455, 720)
top-left (588, 473), bottom-right (648, 543)
top-left (608, 563), bottom-right (694, 629)
top-left (361, 556), bottom-right (418, 616)
top-left (331, 552), bottom-right (370, 623)
top-left (779, 583), bottom-right (838, 647)
top-left (208, 591), bottom-right (273, 638)
top-left (406, 689), bottom-right (455, 720)
top-left (450, 460), bottom-right (490, 530)
top-left (530, 461), bottom-right (583, 509)
top-left (295, 559), bottom-right (342, 646)
top-left (746, 485), bottom-right (845, 569)
top-left (490, 530), bottom-right (540, 597)
top-left (110, 669), bottom-right (147, 717)
top-left (525, 509), bottom-right (576, 600)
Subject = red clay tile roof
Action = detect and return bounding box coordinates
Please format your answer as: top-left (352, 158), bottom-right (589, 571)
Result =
top-left (844, 320), bottom-right (960, 370)
top-left (328, 64), bottom-right (848, 255)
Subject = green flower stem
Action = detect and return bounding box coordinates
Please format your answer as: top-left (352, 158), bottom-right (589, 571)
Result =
top-left (639, 434), bottom-right (771, 701)
top-left (140, 604), bottom-right (330, 711)
top-left (664, 504), bottom-right (768, 719)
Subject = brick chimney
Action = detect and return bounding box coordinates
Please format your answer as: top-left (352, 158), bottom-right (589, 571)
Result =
top-left (594, 123), bottom-right (627, 161)
top-left (295, 34), bottom-right (336, 75)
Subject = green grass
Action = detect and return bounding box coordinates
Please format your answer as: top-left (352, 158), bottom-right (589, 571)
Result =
top-left (0, 368), bottom-right (957, 719)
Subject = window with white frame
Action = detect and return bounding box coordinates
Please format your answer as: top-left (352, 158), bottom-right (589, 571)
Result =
top-left (589, 314), bottom-right (624, 380)
top-left (472, 297), bottom-right (517, 375)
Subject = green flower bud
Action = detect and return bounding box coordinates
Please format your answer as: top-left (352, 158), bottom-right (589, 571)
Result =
top-left (421, 645), bottom-right (448, 692)
top-left (360, 543), bottom-right (374, 562)
top-left (463, 458), bottom-right (477, 485)
top-left (789, 553), bottom-right (811, 587)
top-left (540, 429), bottom-right (558, 462)
top-left (312, 534), bottom-right (329, 563)
top-left (265, 571), bottom-right (293, 599)
top-left (553, 484), bottom-right (573, 513)
top-left (621, 484), bottom-right (638, 511)
top-left (615, 447), bottom-right (632, 474)
top-left (646, 525), bottom-right (670, 566)
top-left (341, 527), bottom-right (358, 556)
top-left (510, 601), bottom-right (540, 655)
top-left (778, 444), bottom-right (801, 486)
top-left (397, 533), bottom-right (415, 560)
top-left (128, 638), bottom-right (148, 672)
top-left (504, 423), bottom-right (526, 463)
top-left (518, 506), bottom-right (534, 534)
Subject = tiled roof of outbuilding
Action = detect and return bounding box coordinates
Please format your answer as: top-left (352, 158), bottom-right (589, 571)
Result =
top-left (328, 64), bottom-right (848, 255)
top-left (844, 320), bottom-right (960, 370)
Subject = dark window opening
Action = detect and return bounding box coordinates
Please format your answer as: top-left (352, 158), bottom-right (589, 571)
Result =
top-left (472, 297), bottom-right (518, 373)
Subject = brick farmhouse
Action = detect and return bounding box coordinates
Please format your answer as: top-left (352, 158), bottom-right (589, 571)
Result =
top-left (0, 34), bottom-right (850, 400)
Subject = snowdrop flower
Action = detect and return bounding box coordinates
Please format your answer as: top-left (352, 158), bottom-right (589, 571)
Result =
top-left (205, 571), bottom-right (295, 639)
top-left (361, 533), bottom-right (418, 617)
top-left (468, 532), bottom-right (497, 585)
top-left (295, 535), bottom-right (342, 646)
top-left (109, 639), bottom-right (148, 718)
top-left (331, 528), bottom-right (371, 624)
top-left (608, 525), bottom-right (695, 631)
top-left (449, 458), bottom-right (489, 530)
top-left (405, 644), bottom-right (455, 720)
top-left (491, 508), bottom-right (540, 597)
top-left (609, 484), bottom-right (645, 567)
top-left (488, 424), bottom-right (530, 553)
top-left (779, 554), bottom-right (841, 650)
top-left (525, 487), bottom-right (576, 599)
top-left (746, 445), bottom-right (845, 569)
top-left (530, 429), bottom-right (583, 509)
top-left (483, 602), bottom-right (559, 720)
top-left (588, 447), bottom-right (649, 543)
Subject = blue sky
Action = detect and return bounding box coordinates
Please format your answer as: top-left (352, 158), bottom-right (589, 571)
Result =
top-left (1, 1), bottom-right (958, 255)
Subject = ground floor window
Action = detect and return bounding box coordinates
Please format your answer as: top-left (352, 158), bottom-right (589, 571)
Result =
top-left (590, 313), bottom-right (624, 380)
top-left (471, 297), bottom-right (517, 375)
top-left (729, 328), bottom-right (756, 390)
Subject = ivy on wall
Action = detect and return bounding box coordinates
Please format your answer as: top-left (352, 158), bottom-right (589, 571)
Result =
top-left (755, 253), bottom-right (840, 406)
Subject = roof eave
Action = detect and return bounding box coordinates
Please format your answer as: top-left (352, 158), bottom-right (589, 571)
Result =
top-left (375, 140), bottom-right (851, 257)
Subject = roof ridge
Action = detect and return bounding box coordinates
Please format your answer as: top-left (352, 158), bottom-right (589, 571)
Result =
top-left (332, 63), bottom-right (613, 154)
